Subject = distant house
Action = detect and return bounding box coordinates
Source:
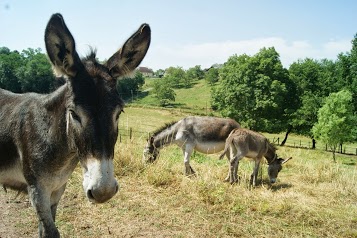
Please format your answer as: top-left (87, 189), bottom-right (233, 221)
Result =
top-left (204, 63), bottom-right (223, 72)
top-left (137, 67), bottom-right (154, 77)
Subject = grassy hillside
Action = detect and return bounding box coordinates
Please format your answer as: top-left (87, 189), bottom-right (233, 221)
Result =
top-left (3, 107), bottom-right (357, 237)
top-left (133, 78), bottom-right (214, 115)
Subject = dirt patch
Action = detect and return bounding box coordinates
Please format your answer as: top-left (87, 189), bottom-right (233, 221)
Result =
top-left (0, 188), bottom-right (36, 238)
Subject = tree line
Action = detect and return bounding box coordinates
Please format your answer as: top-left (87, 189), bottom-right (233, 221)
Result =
top-left (0, 46), bottom-right (145, 100)
top-left (0, 47), bottom-right (56, 93)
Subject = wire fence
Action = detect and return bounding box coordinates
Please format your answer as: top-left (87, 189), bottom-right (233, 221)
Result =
top-left (268, 136), bottom-right (357, 156)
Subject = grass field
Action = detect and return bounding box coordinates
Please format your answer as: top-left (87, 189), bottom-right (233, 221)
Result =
top-left (133, 79), bottom-right (214, 115)
top-left (2, 106), bottom-right (357, 238)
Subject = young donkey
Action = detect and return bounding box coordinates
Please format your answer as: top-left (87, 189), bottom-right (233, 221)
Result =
top-left (0, 14), bottom-right (150, 237)
top-left (219, 128), bottom-right (292, 186)
top-left (143, 116), bottom-right (240, 175)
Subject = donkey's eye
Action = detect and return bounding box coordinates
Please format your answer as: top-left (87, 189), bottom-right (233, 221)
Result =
top-left (70, 110), bottom-right (82, 124)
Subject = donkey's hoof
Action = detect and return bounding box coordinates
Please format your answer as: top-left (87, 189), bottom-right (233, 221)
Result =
top-left (186, 173), bottom-right (196, 178)
top-left (185, 166), bottom-right (196, 176)
top-left (230, 179), bottom-right (238, 185)
top-left (185, 169), bottom-right (196, 177)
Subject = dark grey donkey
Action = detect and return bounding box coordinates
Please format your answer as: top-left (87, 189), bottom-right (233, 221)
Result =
top-left (0, 13), bottom-right (150, 237)
top-left (143, 116), bottom-right (240, 175)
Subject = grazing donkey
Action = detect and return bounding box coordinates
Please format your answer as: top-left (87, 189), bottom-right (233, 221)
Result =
top-left (219, 128), bottom-right (292, 186)
top-left (143, 116), bottom-right (240, 175)
top-left (0, 13), bottom-right (150, 237)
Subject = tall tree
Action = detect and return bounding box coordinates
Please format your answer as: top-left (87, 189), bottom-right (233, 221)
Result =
top-left (16, 49), bottom-right (55, 93)
top-left (0, 47), bottom-right (23, 92)
top-left (312, 90), bottom-right (357, 161)
top-left (152, 77), bottom-right (176, 106)
top-left (288, 58), bottom-right (325, 148)
top-left (117, 71), bottom-right (145, 100)
top-left (164, 66), bottom-right (188, 88)
top-left (211, 47), bottom-right (289, 132)
top-left (186, 65), bottom-right (204, 80)
top-left (205, 67), bottom-right (219, 85)
top-left (0, 47), bottom-right (55, 93)
top-left (347, 34), bottom-right (357, 111)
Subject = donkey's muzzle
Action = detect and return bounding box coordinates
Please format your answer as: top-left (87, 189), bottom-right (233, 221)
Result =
top-left (86, 180), bottom-right (119, 203)
top-left (82, 157), bottom-right (119, 203)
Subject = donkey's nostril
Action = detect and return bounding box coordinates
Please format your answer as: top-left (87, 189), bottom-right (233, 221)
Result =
top-left (87, 189), bottom-right (95, 200)
top-left (115, 183), bottom-right (119, 194)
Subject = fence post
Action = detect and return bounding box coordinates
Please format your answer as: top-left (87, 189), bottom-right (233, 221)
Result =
top-left (129, 127), bottom-right (133, 140)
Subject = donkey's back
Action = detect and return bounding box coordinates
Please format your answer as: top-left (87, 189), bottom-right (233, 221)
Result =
top-left (177, 116), bottom-right (240, 153)
top-left (219, 128), bottom-right (269, 160)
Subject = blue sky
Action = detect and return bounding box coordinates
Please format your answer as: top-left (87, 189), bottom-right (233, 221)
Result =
top-left (0, 0), bottom-right (356, 70)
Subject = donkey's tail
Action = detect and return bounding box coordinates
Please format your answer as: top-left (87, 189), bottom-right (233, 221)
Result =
top-left (218, 146), bottom-right (228, 160)
top-left (219, 129), bottom-right (237, 160)
top-left (219, 137), bottom-right (233, 160)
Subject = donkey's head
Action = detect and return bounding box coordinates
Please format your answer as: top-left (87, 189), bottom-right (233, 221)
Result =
top-left (267, 156), bottom-right (292, 184)
top-left (45, 14), bottom-right (150, 203)
top-left (143, 137), bottom-right (159, 163)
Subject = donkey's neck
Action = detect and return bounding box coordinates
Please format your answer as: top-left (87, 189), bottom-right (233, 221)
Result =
top-left (265, 143), bottom-right (277, 164)
top-left (43, 84), bottom-right (74, 153)
top-left (153, 123), bottom-right (179, 149)
top-left (44, 84), bottom-right (69, 111)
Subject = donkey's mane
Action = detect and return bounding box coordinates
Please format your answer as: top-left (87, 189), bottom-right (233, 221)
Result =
top-left (82, 49), bottom-right (113, 82)
top-left (83, 49), bottom-right (98, 62)
top-left (267, 141), bottom-right (277, 151)
top-left (152, 120), bottom-right (178, 137)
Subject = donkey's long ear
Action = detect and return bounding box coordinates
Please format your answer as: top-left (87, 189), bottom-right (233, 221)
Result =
top-left (45, 13), bottom-right (83, 77)
top-left (282, 157), bottom-right (293, 165)
top-left (106, 24), bottom-right (151, 78)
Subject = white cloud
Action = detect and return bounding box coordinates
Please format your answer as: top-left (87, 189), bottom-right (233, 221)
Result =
top-left (141, 37), bottom-right (352, 70)
top-left (323, 39), bottom-right (351, 55)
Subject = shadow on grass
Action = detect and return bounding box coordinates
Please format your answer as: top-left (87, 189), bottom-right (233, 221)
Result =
top-left (269, 183), bottom-right (293, 191)
top-left (167, 103), bottom-right (186, 108)
top-left (135, 91), bottom-right (149, 100)
top-left (253, 178), bottom-right (293, 191)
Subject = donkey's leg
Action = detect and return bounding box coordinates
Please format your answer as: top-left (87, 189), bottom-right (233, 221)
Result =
top-left (50, 184), bottom-right (67, 222)
top-left (182, 144), bottom-right (195, 176)
top-left (230, 156), bottom-right (240, 184)
top-left (224, 150), bottom-right (231, 182)
top-left (250, 158), bottom-right (261, 186)
top-left (28, 185), bottom-right (60, 238)
top-left (229, 146), bottom-right (240, 184)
